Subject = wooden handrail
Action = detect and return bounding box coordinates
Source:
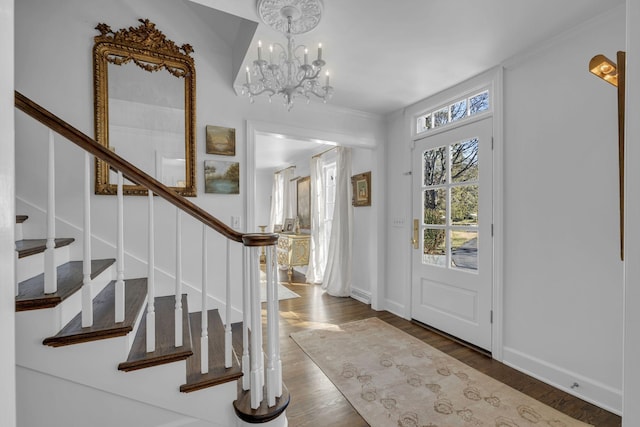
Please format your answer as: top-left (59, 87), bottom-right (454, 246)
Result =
top-left (15, 91), bottom-right (278, 247)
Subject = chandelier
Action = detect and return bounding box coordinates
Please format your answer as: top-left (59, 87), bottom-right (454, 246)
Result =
top-left (242, 0), bottom-right (333, 110)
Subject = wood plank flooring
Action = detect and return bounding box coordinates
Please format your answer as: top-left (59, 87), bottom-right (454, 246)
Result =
top-left (275, 270), bottom-right (621, 427)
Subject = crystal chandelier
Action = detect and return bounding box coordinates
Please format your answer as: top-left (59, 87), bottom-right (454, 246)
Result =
top-left (242, 0), bottom-right (333, 110)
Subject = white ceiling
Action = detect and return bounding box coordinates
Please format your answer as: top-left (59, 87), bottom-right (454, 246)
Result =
top-left (255, 133), bottom-right (335, 171)
top-left (189, 0), bottom-right (624, 116)
top-left (187, 0), bottom-right (624, 169)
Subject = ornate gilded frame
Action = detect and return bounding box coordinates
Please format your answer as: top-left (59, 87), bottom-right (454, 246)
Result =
top-left (93, 19), bottom-right (196, 196)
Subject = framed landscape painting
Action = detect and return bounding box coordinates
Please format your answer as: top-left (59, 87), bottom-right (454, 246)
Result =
top-left (204, 160), bottom-right (239, 194)
top-left (206, 125), bottom-right (236, 156)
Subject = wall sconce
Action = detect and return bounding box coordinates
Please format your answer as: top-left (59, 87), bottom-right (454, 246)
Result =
top-left (589, 51), bottom-right (626, 260)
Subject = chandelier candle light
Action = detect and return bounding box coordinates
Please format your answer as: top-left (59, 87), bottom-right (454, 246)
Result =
top-left (242, 0), bottom-right (333, 110)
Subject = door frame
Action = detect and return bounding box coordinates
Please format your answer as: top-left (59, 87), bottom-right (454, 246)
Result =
top-left (245, 119), bottom-right (385, 308)
top-left (409, 67), bottom-right (504, 360)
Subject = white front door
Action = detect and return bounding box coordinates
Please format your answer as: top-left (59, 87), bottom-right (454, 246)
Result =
top-left (411, 117), bottom-right (493, 351)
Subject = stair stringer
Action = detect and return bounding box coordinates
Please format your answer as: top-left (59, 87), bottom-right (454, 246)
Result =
top-left (17, 366), bottom-right (230, 427)
top-left (16, 306), bottom-right (239, 426)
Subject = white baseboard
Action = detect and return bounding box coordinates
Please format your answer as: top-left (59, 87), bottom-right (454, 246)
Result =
top-left (350, 287), bottom-right (371, 304)
top-left (502, 346), bottom-right (622, 415)
top-left (384, 299), bottom-right (410, 320)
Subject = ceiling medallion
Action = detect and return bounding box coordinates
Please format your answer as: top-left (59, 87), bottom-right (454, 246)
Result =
top-left (257, 0), bottom-right (323, 34)
top-left (243, 0), bottom-right (332, 110)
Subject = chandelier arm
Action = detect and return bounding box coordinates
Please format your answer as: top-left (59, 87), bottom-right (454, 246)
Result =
top-left (244, 84), bottom-right (276, 97)
top-left (306, 88), bottom-right (331, 99)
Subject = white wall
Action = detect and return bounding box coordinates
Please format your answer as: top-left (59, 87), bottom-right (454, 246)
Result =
top-left (623, 0), bottom-right (640, 424)
top-left (255, 169), bottom-right (272, 230)
top-left (0, 0), bottom-right (15, 425)
top-left (384, 6), bottom-right (625, 413)
top-left (351, 148), bottom-right (374, 301)
top-left (14, 0), bottom-right (385, 318)
top-left (501, 7), bottom-right (624, 412)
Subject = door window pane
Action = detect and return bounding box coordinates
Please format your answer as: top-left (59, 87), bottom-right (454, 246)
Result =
top-left (424, 189), bottom-right (446, 225)
top-left (450, 230), bottom-right (478, 271)
top-left (423, 147), bottom-right (447, 186)
top-left (451, 185), bottom-right (478, 226)
top-left (424, 228), bottom-right (446, 266)
top-left (451, 138), bottom-right (478, 183)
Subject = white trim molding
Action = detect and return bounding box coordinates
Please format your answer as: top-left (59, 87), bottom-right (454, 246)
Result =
top-left (504, 346), bottom-right (622, 415)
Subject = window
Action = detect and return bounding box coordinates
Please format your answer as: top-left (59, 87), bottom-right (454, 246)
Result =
top-left (416, 90), bottom-right (490, 135)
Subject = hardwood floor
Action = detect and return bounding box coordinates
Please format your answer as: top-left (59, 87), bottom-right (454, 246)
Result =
top-left (273, 270), bottom-right (621, 427)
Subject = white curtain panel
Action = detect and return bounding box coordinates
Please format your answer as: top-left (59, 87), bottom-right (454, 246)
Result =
top-left (322, 147), bottom-right (353, 297)
top-left (306, 156), bottom-right (326, 284)
top-left (268, 172), bottom-right (283, 232)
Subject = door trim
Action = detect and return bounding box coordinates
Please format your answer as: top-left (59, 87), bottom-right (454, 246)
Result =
top-left (409, 67), bottom-right (504, 360)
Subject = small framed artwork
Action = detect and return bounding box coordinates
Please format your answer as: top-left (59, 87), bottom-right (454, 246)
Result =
top-left (206, 125), bottom-right (236, 156)
top-left (204, 160), bottom-right (240, 194)
top-left (351, 171), bottom-right (371, 207)
top-left (274, 224), bottom-right (283, 233)
top-left (284, 218), bottom-right (295, 233)
top-left (296, 176), bottom-right (311, 230)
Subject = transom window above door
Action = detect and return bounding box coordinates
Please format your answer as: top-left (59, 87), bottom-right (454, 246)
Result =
top-left (416, 89), bottom-right (490, 135)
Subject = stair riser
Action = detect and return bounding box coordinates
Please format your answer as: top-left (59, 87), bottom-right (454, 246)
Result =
top-left (16, 246), bottom-right (70, 283)
top-left (60, 265), bottom-right (116, 329)
top-left (15, 265), bottom-right (115, 339)
top-left (15, 222), bottom-right (23, 241)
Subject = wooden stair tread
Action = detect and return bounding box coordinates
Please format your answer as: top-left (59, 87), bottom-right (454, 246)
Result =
top-left (118, 294), bottom-right (193, 372)
top-left (16, 215), bottom-right (28, 224)
top-left (43, 278), bottom-right (147, 347)
top-left (180, 310), bottom-right (242, 393)
top-left (16, 259), bottom-right (115, 311)
top-left (16, 238), bottom-right (75, 258)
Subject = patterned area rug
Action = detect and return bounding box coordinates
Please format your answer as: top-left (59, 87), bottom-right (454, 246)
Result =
top-left (290, 318), bottom-right (591, 427)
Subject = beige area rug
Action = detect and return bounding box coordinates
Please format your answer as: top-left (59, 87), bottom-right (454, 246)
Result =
top-left (290, 318), bottom-right (592, 427)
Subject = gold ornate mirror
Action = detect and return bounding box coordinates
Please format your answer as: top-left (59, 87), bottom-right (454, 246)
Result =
top-left (93, 19), bottom-right (196, 196)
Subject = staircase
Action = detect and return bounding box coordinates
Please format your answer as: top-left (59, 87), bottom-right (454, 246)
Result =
top-left (14, 93), bottom-right (289, 427)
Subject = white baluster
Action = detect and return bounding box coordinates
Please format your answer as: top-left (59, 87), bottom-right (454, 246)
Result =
top-left (81, 152), bottom-right (93, 327)
top-left (242, 246), bottom-right (251, 391)
top-left (225, 239), bottom-right (232, 368)
top-left (146, 190), bottom-right (155, 352)
top-left (250, 246), bottom-right (264, 409)
top-left (201, 224), bottom-right (209, 374)
top-left (265, 245), bottom-right (282, 405)
top-left (115, 171), bottom-right (125, 323)
top-left (271, 245), bottom-right (282, 398)
top-left (44, 130), bottom-right (57, 294)
top-left (175, 209), bottom-right (183, 347)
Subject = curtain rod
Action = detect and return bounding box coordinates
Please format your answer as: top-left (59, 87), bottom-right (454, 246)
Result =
top-left (274, 165), bottom-right (296, 174)
top-left (312, 146), bottom-right (338, 159)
